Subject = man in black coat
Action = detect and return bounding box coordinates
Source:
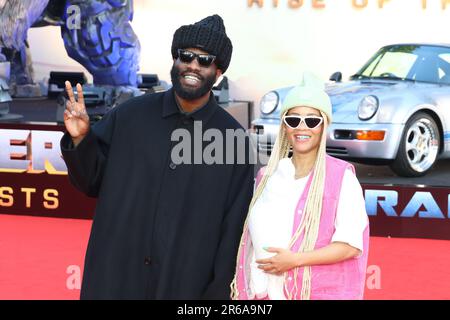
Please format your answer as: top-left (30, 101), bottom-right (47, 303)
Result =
top-left (60, 14), bottom-right (254, 299)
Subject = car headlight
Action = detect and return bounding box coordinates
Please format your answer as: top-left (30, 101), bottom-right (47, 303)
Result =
top-left (358, 95), bottom-right (379, 120)
top-left (260, 91), bottom-right (279, 115)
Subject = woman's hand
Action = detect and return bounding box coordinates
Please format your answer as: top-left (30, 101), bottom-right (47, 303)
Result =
top-left (256, 242), bottom-right (361, 276)
top-left (256, 247), bottom-right (301, 276)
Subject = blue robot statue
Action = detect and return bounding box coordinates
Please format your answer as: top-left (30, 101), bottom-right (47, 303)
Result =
top-left (60, 0), bottom-right (141, 88)
top-left (0, 0), bottom-right (50, 117)
top-left (0, 0), bottom-right (142, 117)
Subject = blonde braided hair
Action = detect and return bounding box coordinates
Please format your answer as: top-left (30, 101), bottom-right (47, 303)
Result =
top-left (230, 109), bottom-right (328, 300)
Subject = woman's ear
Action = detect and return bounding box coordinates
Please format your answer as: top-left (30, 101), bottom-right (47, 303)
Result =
top-left (281, 111), bottom-right (289, 132)
top-left (318, 111), bottom-right (327, 126)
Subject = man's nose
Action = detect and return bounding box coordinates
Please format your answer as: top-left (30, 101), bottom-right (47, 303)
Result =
top-left (185, 57), bottom-right (201, 70)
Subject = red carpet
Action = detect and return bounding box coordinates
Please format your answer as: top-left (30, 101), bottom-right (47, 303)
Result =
top-left (0, 214), bottom-right (90, 300)
top-left (0, 214), bottom-right (449, 300)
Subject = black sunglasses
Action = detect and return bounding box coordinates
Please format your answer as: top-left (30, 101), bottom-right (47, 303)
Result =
top-left (283, 115), bottom-right (323, 129)
top-left (177, 49), bottom-right (216, 67)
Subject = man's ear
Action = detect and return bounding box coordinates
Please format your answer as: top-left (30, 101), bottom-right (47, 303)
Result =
top-left (215, 69), bottom-right (223, 82)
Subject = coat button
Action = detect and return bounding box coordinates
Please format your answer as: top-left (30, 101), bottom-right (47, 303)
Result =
top-left (144, 257), bottom-right (152, 265)
top-left (169, 162), bottom-right (177, 170)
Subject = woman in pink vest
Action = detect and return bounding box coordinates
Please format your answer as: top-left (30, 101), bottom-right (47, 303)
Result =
top-left (231, 72), bottom-right (369, 300)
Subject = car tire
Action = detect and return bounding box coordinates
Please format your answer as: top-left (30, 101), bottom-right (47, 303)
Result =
top-left (390, 112), bottom-right (440, 177)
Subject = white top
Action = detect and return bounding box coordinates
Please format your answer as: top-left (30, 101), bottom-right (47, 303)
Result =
top-left (248, 157), bottom-right (368, 300)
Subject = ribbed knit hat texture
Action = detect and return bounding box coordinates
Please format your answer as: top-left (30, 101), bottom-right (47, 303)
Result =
top-left (171, 14), bottom-right (233, 73)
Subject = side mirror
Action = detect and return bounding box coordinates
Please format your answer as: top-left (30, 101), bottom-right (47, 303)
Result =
top-left (330, 72), bottom-right (342, 82)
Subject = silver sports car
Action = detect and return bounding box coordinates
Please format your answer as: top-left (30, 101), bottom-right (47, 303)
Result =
top-left (252, 44), bottom-right (450, 177)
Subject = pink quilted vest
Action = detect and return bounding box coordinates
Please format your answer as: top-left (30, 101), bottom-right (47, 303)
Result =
top-left (234, 155), bottom-right (369, 300)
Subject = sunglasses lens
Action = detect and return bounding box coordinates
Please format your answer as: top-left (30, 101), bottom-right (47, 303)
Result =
top-left (304, 117), bottom-right (322, 128)
top-left (284, 117), bottom-right (301, 128)
top-left (178, 50), bottom-right (215, 67)
top-left (178, 50), bottom-right (195, 63)
top-left (197, 55), bottom-right (215, 67)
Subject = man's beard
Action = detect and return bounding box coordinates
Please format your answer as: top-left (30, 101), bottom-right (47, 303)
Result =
top-left (170, 65), bottom-right (216, 100)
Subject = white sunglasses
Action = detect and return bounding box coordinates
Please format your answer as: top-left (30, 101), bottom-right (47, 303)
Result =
top-left (283, 115), bottom-right (323, 129)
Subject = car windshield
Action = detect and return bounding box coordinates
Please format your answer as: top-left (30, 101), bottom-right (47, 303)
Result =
top-left (351, 45), bottom-right (450, 85)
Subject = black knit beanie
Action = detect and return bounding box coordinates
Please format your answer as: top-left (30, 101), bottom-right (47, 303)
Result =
top-left (171, 14), bottom-right (233, 73)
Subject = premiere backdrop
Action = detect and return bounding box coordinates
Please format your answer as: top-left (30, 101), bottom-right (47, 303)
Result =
top-left (27, 0), bottom-right (450, 114)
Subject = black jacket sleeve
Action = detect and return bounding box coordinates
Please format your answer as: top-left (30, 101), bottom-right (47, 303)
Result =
top-left (201, 161), bottom-right (254, 299)
top-left (60, 109), bottom-right (117, 197)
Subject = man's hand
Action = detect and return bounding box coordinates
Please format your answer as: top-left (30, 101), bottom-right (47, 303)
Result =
top-left (63, 81), bottom-right (90, 146)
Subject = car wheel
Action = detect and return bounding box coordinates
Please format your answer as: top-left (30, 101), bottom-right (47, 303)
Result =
top-left (390, 112), bottom-right (440, 177)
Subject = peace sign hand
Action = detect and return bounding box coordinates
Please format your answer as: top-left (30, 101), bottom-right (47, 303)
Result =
top-left (63, 81), bottom-right (90, 146)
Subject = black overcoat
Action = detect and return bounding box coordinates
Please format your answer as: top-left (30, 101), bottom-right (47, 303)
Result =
top-left (60, 89), bottom-right (254, 299)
